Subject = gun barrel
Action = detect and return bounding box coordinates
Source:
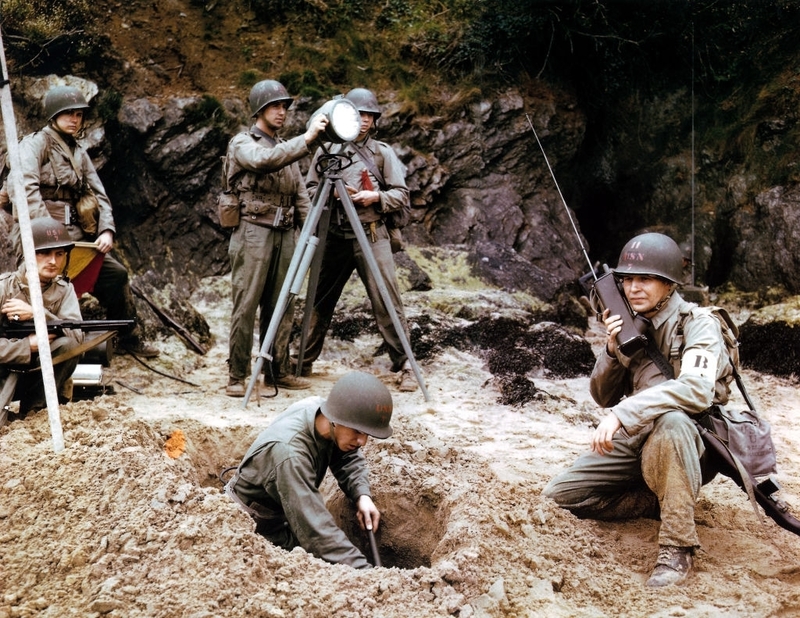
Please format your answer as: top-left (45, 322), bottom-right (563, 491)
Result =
top-left (0, 319), bottom-right (134, 338)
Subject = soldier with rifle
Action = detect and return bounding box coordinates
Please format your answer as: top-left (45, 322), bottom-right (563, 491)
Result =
top-left (0, 217), bottom-right (84, 418)
top-left (543, 232), bottom-right (736, 588)
top-left (7, 83), bottom-right (159, 358)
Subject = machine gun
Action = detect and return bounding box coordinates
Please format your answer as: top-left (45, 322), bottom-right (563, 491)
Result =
top-left (0, 318), bottom-right (134, 339)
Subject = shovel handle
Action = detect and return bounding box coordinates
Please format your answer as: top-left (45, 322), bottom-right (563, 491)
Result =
top-left (367, 528), bottom-right (381, 567)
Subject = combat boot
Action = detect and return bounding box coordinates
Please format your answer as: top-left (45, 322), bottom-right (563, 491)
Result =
top-left (275, 374), bottom-right (311, 390)
top-left (226, 379), bottom-right (245, 398)
top-left (645, 545), bottom-right (693, 588)
top-left (396, 368), bottom-right (418, 392)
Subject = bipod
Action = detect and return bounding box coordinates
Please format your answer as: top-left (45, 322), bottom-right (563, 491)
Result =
top-left (242, 150), bottom-right (429, 407)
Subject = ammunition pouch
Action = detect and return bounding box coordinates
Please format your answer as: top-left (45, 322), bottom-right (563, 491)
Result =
top-left (217, 191), bottom-right (240, 228)
top-left (43, 199), bottom-right (81, 230)
top-left (239, 191), bottom-right (295, 230)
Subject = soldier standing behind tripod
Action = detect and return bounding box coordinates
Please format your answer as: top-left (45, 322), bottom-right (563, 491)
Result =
top-left (223, 79), bottom-right (328, 397)
top-left (301, 88), bottom-right (417, 392)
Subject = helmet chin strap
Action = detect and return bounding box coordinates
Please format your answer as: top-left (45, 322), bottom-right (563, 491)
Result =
top-left (648, 284), bottom-right (677, 315)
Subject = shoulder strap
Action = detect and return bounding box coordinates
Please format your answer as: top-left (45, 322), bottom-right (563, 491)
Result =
top-left (348, 140), bottom-right (387, 190)
top-left (672, 305), bottom-right (757, 411)
top-left (45, 128), bottom-right (85, 184)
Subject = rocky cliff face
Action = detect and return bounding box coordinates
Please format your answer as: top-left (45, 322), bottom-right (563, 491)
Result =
top-left (4, 61), bottom-right (800, 318)
top-left (2, 76), bottom-right (592, 305)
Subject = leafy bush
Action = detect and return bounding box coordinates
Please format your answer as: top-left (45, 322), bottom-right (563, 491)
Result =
top-left (0, 0), bottom-right (100, 73)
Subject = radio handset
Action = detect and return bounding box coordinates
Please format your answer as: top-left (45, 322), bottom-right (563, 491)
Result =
top-left (591, 267), bottom-right (649, 356)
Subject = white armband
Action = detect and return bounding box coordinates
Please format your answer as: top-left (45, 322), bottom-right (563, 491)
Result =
top-left (679, 349), bottom-right (718, 381)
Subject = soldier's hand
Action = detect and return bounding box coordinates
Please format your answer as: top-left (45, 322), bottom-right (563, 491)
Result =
top-left (2, 299), bottom-right (33, 322)
top-left (95, 230), bottom-right (114, 254)
top-left (602, 308), bottom-right (623, 356)
top-left (356, 495), bottom-right (381, 532)
top-left (304, 114), bottom-right (329, 144)
top-left (591, 411), bottom-right (621, 455)
top-left (350, 190), bottom-right (379, 207)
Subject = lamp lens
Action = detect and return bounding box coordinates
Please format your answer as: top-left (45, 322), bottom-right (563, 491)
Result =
top-left (329, 100), bottom-right (361, 142)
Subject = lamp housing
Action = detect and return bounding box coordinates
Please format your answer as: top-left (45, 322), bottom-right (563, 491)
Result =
top-left (308, 96), bottom-right (361, 143)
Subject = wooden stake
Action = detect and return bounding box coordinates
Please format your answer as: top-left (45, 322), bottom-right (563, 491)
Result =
top-left (0, 34), bottom-right (65, 451)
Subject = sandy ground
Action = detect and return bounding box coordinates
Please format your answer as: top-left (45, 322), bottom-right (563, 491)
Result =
top-left (2, 251), bottom-right (800, 618)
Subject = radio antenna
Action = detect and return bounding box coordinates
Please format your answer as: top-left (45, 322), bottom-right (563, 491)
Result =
top-left (525, 113), bottom-right (597, 280)
top-left (690, 24), bottom-right (696, 287)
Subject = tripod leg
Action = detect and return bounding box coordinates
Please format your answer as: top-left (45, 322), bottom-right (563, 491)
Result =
top-left (334, 178), bottom-right (429, 401)
top-left (294, 200), bottom-right (333, 377)
top-left (1, 372), bottom-right (19, 427)
top-left (242, 179), bottom-right (334, 407)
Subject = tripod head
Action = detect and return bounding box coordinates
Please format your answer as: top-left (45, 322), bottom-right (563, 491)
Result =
top-left (315, 148), bottom-right (356, 178)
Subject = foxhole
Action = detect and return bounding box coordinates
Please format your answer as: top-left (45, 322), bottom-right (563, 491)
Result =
top-left (174, 424), bottom-right (448, 570)
top-left (327, 490), bottom-right (449, 569)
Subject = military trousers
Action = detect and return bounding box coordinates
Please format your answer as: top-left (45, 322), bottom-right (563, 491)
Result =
top-left (302, 222), bottom-right (410, 371)
top-left (12, 335), bottom-right (82, 411)
top-left (228, 221), bottom-right (295, 381)
top-left (543, 411), bottom-right (710, 548)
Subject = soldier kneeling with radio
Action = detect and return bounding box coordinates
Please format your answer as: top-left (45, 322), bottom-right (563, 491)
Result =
top-left (543, 232), bottom-right (734, 588)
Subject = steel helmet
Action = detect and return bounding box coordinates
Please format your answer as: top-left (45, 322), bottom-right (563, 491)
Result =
top-left (345, 88), bottom-right (382, 119)
top-left (43, 86), bottom-right (90, 121)
top-left (31, 217), bottom-right (75, 252)
top-left (321, 371), bottom-right (394, 439)
top-left (249, 80), bottom-right (293, 116)
top-left (612, 232), bottom-right (684, 284)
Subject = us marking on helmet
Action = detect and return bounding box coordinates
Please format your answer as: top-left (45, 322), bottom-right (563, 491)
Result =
top-left (321, 371), bottom-right (394, 439)
top-left (612, 232), bottom-right (684, 284)
top-left (249, 80), bottom-right (293, 117)
top-left (44, 86), bottom-right (90, 121)
top-left (31, 217), bottom-right (75, 252)
top-left (345, 88), bottom-right (382, 119)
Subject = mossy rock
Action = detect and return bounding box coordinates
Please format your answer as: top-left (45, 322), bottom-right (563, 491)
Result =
top-left (739, 296), bottom-right (800, 377)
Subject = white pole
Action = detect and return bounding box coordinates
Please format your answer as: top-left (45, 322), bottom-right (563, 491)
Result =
top-left (0, 33), bottom-right (65, 451)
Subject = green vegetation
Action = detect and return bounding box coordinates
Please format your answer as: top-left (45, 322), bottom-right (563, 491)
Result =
top-left (0, 0), bottom-right (101, 73)
top-left (4, 0), bottom-right (799, 119)
top-left (184, 95), bottom-right (228, 128)
top-left (94, 89), bottom-right (123, 123)
top-left (222, 0), bottom-right (800, 121)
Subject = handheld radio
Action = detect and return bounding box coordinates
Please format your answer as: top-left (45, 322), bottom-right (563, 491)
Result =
top-left (525, 114), bottom-right (648, 356)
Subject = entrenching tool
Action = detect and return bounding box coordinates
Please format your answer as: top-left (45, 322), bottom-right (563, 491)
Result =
top-left (367, 527), bottom-right (381, 567)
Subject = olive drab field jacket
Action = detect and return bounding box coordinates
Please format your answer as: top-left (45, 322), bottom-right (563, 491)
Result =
top-left (0, 267), bottom-right (84, 367)
top-left (232, 397), bottom-right (373, 569)
top-left (16, 126), bottom-right (116, 240)
top-left (225, 127), bottom-right (312, 229)
top-left (305, 136), bottom-right (409, 230)
top-left (590, 292), bottom-right (734, 448)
